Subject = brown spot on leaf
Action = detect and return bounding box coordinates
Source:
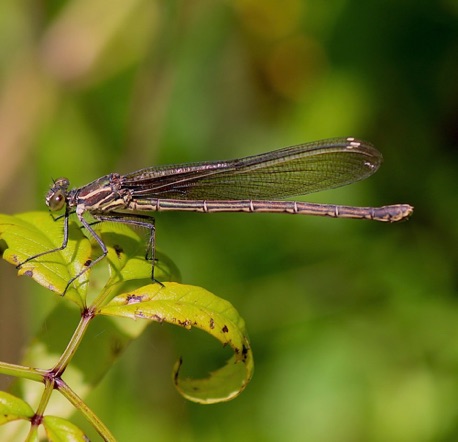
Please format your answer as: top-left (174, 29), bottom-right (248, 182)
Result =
top-left (24, 270), bottom-right (33, 277)
top-left (84, 259), bottom-right (92, 267)
top-left (113, 244), bottom-right (123, 258)
top-left (178, 319), bottom-right (192, 329)
top-left (242, 344), bottom-right (249, 362)
top-left (151, 314), bottom-right (164, 323)
top-left (209, 318), bottom-right (215, 329)
top-left (126, 294), bottom-right (144, 304)
top-left (222, 325), bottom-right (229, 333)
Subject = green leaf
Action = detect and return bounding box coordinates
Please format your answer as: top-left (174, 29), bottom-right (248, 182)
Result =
top-left (0, 212), bottom-right (91, 307)
top-left (42, 416), bottom-right (89, 442)
top-left (0, 212), bottom-right (180, 307)
top-left (172, 353), bottom-right (253, 404)
top-left (0, 391), bottom-right (34, 425)
top-left (98, 282), bottom-right (254, 403)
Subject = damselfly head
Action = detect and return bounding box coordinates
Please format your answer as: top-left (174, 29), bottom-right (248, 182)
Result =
top-left (46, 177), bottom-right (70, 211)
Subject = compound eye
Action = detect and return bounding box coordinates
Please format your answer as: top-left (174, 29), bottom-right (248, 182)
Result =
top-left (47, 190), bottom-right (66, 211)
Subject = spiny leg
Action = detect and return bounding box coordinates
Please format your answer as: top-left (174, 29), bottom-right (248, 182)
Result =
top-left (61, 211), bottom-right (111, 296)
top-left (92, 213), bottom-right (161, 285)
top-left (45, 212), bottom-right (159, 295)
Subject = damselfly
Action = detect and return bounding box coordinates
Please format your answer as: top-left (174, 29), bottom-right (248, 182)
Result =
top-left (19, 137), bottom-right (413, 295)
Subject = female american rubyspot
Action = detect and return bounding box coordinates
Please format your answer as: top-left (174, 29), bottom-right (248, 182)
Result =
top-left (19, 137), bottom-right (413, 295)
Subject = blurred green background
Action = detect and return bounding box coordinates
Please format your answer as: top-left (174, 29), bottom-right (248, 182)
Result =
top-left (0, 0), bottom-right (457, 441)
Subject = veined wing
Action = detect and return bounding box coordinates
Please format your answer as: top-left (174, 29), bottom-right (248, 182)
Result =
top-left (120, 138), bottom-right (383, 200)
